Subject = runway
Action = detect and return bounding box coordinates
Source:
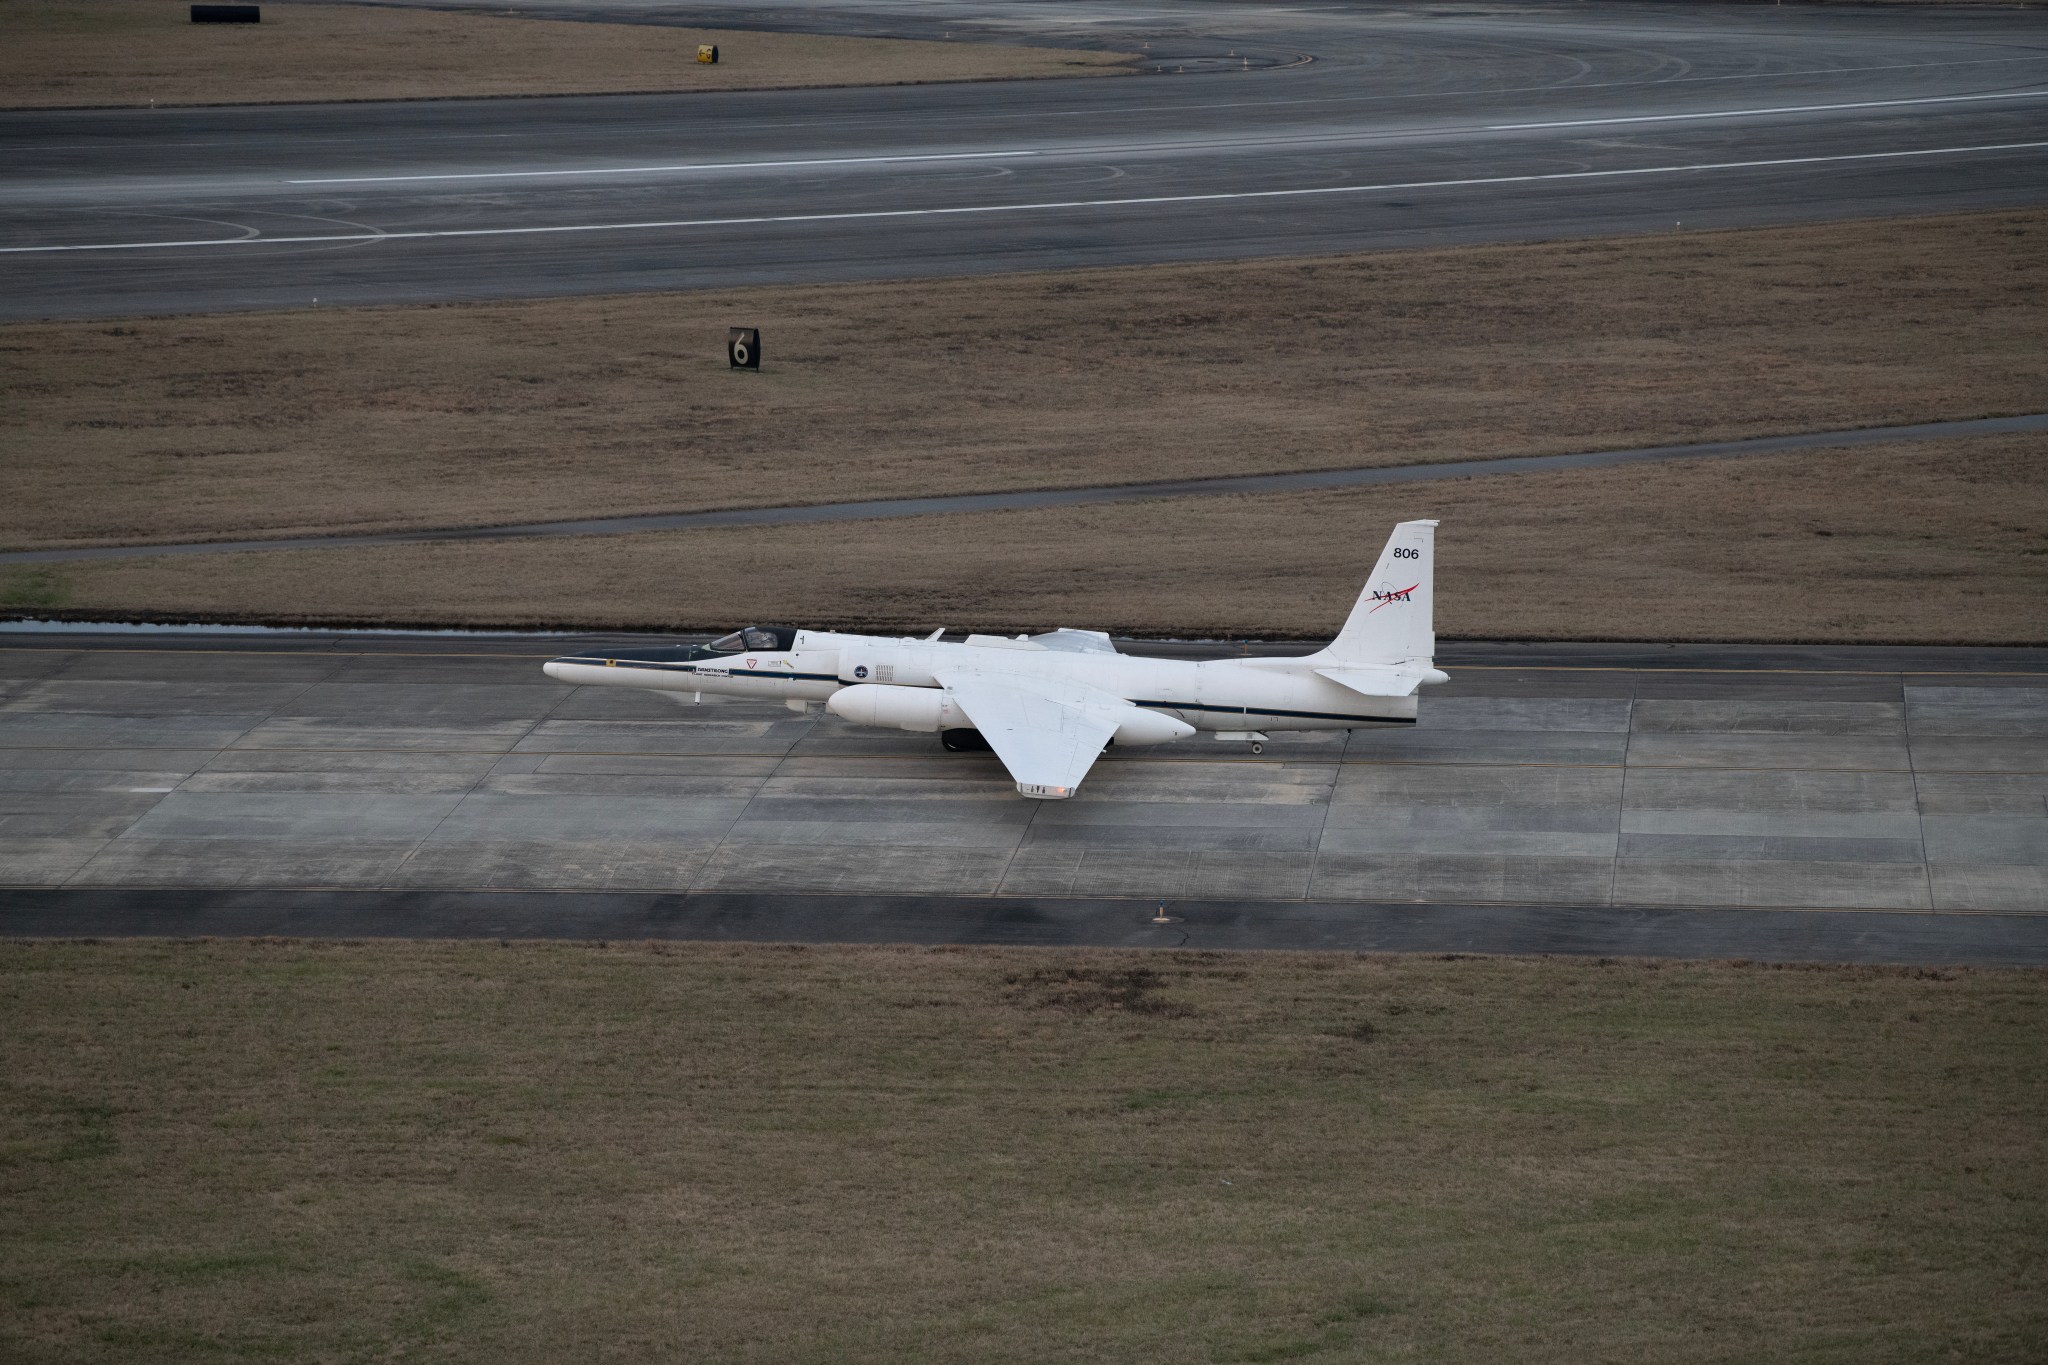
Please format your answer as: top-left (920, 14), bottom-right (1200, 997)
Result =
top-left (5, 0), bottom-right (2048, 318)
top-left (3, 630), bottom-right (2044, 963)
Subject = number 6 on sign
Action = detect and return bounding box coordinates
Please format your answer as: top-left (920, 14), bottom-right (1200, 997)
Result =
top-left (728, 327), bottom-right (760, 370)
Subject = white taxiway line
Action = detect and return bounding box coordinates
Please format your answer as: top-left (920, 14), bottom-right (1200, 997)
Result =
top-left (1486, 87), bottom-right (2048, 130)
top-left (6, 139), bottom-right (2045, 255)
top-left (289, 149), bottom-right (1042, 185)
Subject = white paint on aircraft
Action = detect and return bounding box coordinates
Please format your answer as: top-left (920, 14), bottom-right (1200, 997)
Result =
top-left (543, 520), bottom-right (1450, 799)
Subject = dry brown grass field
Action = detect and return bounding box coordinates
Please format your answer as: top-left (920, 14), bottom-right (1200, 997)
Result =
top-left (20, 434), bottom-right (2047, 642)
top-left (5, 210), bottom-right (2044, 554)
top-left (2, 940), bottom-right (2043, 1363)
top-left (0, 0), bottom-right (1127, 109)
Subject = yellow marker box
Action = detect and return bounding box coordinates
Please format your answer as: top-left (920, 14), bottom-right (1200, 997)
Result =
top-left (697, 44), bottom-right (719, 64)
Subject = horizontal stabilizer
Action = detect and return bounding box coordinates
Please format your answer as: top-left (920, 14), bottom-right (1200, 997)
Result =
top-left (1316, 665), bottom-right (1447, 698)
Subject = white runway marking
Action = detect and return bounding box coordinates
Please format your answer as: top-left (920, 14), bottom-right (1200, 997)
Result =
top-left (1488, 88), bottom-right (2048, 131)
top-left (282, 89), bottom-right (2048, 187)
top-left (6, 139), bottom-right (2044, 255)
top-left (290, 149), bottom-right (1042, 185)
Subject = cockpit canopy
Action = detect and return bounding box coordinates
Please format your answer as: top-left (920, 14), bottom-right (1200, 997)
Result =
top-left (707, 625), bottom-right (797, 654)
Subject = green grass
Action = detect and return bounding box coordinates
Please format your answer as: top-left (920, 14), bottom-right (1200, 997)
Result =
top-left (0, 566), bottom-right (67, 609)
top-left (1, 940), bottom-right (2044, 1362)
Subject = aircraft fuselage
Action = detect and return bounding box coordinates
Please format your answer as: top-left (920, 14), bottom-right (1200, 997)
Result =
top-left (542, 519), bottom-right (1443, 795)
top-left (543, 629), bottom-right (1418, 735)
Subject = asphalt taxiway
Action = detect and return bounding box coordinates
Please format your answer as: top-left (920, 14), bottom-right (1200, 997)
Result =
top-left (4, 0), bottom-right (2048, 318)
top-left (3, 631), bottom-right (2044, 964)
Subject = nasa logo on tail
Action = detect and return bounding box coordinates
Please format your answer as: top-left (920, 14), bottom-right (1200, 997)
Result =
top-left (1368, 582), bottom-right (1418, 613)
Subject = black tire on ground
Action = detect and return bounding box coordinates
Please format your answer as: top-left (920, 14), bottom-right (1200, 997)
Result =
top-left (940, 728), bottom-right (991, 753)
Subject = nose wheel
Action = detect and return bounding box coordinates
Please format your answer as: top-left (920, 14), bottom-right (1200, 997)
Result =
top-left (1250, 742), bottom-right (1264, 754)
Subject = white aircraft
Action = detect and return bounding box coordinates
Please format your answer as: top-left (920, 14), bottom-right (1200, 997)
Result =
top-left (543, 520), bottom-right (1445, 799)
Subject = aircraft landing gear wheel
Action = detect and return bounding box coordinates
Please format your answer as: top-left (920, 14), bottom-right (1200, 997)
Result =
top-left (1250, 742), bottom-right (1264, 754)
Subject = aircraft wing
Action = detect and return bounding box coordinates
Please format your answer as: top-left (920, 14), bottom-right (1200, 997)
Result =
top-left (935, 670), bottom-right (1123, 799)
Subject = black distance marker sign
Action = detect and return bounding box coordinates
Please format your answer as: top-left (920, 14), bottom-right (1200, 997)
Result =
top-left (728, 327), bottom-right (760, 370)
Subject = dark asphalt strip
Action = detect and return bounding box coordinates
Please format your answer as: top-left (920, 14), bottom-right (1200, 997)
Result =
top-left (4, 889), bottom-right (2043, 967)
top-left (8, 412), bottom-right (2045, 567)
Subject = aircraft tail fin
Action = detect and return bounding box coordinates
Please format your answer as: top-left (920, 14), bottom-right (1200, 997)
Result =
top-left (1310, 520), bottom-right (1438, 668)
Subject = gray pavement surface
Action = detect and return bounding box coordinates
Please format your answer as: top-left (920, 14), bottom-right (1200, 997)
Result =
top-left (8, 411), bottom-right (2045, 566)
top-left (5, 0), bottom-right (2047, 318)
top-left (3, 631), bottom-right (2044, 962)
